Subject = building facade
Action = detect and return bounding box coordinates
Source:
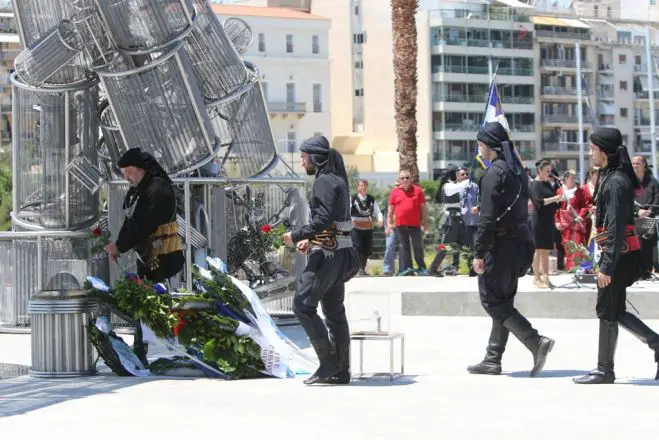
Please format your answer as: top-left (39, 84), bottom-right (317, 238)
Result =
top-left (212, 4), bottom-right (331, 167)
top-left (0, 9), bottom-right (20, 152)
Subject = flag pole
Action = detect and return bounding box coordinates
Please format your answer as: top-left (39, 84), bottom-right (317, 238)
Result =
top-left (576, 40), bottom-right (585, 185)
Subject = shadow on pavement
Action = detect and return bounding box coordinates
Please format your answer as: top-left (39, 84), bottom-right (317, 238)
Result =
top-left (346, 374), bottom-right (418, 387)
top-left (506, 369), bottom-right (589, 378)
top-left (0, 373), bottom-right (199, 417)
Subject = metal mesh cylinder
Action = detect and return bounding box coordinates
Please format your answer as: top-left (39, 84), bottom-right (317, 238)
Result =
top-left (209, 66), bottom-right (277, 178)
top-left (184, 2), bottom-right (249, 102)
top-left (98, 99), bottom-right (128, 166)
top-left (71, 6), bottom-right (117, 67)
top-left (13, 0), bottom-right (90, 84)
top-left (95, 0), bottom-right (195, 55)
top-left (223, 17), bottom-right (253, 56)
top-left (11, 73), bottom-right (100, 230)
top-left (15, 21), bottom-right (84, 87)
top-left (94, 42), bottom-right (219, 176)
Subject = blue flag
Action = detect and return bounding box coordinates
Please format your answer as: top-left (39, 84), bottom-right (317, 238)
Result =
top-left (474, 81), bottom-right (510, 169)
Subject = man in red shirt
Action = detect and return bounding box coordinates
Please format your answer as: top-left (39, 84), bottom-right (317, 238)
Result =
top-left (387, 170), bottom-right (429, 274)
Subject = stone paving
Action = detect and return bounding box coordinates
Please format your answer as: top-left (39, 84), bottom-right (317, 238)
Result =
top-left (2, 316), bottom-right (659, 439)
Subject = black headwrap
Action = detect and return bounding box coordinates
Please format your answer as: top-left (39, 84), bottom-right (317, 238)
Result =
top-left (118, 148), bottom-right (172, 183)
top-left (590, 128), bottom-right (640, 192)
top-left (299, 135), bottom-right (348, 185)
top-left (477, 122), bottom-right (523, 177)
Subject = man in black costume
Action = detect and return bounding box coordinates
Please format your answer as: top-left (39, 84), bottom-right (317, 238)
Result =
top-left (105, 148), bottom-right (185, 365)
top-left (632, 155), bottom-right (659, 279)
top-left (351, 179), bottom-right (383, 276)
top-left (574, 128), bottom-right (659, 384)
top-left (281, 135), bottom-right (360, 385)
top-left (467, 122), bottom-right (555, 377)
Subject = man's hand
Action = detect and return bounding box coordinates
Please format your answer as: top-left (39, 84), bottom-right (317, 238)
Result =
top-left (555, 222), bottom-right (563, 231)
top-left (281, 232), bottom-right (294, 246)
top-left (472, 258), bottom-right (485, 275)
top-left (597, 271), bottom-right (612, 288)
top-left (471, 206), bottom-right (479, 215)
top-left (639, 209), bottom-right (651, 218)
top-left (422, 223), bottom-right (429, 234)
top-left (105, 242), bottom-right (119, 262)
top-left (296, 239), bottom-right (310, 254)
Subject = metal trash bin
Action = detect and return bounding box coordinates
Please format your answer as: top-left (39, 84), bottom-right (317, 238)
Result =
top-left (28, 290), bottom-right (98, 378)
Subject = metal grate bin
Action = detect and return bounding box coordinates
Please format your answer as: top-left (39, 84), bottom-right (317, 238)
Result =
top-left (28, 290), bottom-right (98, 378)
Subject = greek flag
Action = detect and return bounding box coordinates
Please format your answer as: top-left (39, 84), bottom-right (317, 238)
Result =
top-left (580, 227), bottom-right (600, 271)
top-left (475, 81), bottom-right (510, 169)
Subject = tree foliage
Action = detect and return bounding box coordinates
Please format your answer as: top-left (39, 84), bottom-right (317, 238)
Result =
top-left (0, 150), bottom-right (11, 231)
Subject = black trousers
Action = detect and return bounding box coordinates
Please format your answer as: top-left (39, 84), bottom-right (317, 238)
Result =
top-left (293, 248), bottom-right (359, 347)
top-left (479, 238), bottom-right (534, 322)
top-left (351, 228), bottom-right (374, 270)
top-left (639, 236), bottom-right (656, 277)
top-left (596, 251), bottom-right (641, 321)
top-left (396, 226), bottom-right (426, 272)
top-left (554, 228), bottom-right (565, 270)
top-left (430, 220), bottom-right (476, 272)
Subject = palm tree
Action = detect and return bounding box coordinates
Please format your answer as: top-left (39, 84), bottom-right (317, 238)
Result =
top-left (391, 0), bottom-right (419, 182)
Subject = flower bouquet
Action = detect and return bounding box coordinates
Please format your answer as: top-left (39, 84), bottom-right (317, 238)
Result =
top-left (565, 240), bottom-right (598, 282)
top-left (86, 257), bottom-right (313, 379)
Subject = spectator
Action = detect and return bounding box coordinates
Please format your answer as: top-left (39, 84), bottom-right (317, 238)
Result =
top-left (548, 165), bottom-right (565, 271)
top-left (382, 180), bottom-right (400, 276)
top-left (387, 170), bottom-right (429, 275)
top-left (632, 156), bottom-right (659, 279)
top-left (530, 160), bottom-right (565, 288)
top-left (351, 179), bottom-right (383, 276)
top-left (555, 169), bottom-right (591, 270)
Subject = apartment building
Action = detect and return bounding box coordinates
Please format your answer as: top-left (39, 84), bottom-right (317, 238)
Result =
top-left (212, 4), bottom-right (331, 167)
top-left (0, 8), bottom-right (19, 150)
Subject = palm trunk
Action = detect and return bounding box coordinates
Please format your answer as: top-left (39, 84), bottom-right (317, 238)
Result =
top-left (391, 0), bottom-right (419, 182)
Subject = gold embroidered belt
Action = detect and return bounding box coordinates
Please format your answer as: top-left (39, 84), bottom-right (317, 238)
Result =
top-left (310, 223), bottom-right (353, 252)
top-left (147, 221), bottom-right (183, 271)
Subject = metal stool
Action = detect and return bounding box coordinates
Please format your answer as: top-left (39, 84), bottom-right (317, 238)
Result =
top-left (350, 330), bottom-right (405, 381)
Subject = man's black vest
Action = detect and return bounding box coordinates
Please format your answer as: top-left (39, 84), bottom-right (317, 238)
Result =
top-left (351, 194), bottom-right (375, 218)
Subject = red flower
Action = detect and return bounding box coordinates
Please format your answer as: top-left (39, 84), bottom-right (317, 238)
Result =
top-left (173, 315), bottom-right (188, 337)
top-left (438, 243), bottom-right (446, 251)
top-left (92, 227), bottom-right (102, 237)
top-left (261, 224), bottom-right (272, 233)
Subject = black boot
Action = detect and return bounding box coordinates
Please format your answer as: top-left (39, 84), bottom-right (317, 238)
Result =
top-left (574, 320), bottom-right (617, 384)
top-left (428, 250), bottom-right (446, 275)
top-left (327, 342), bottom-right (351, 384)
top-left (467, 321), bottom-right (510, 375)
top-left (304, 339), bottom-right (341, 385)
top-left (618, 311), bottom-right (659, 380)
top-left (503, 310), bottom-right (554, 377)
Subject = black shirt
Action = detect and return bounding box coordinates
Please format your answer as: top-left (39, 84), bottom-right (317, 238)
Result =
top-left (634, 173), bottom-right (659, 217)
top-left (474, 159), bottom-right (529, 258)
top-left (291, 170), bottom-right (351, 242)
top-left (530, 180), bottom-right (557, 231)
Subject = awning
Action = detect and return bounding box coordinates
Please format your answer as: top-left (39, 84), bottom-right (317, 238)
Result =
top-left (531, 16), bottom-right (565, 26)
top-left (493, 0), bottom-right (534, 9)
top-left (561, 18), bottom-right (591, 29)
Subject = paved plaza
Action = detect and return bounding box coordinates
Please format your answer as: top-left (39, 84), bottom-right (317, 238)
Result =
top-left (2, 312), bottom-right (659, 439)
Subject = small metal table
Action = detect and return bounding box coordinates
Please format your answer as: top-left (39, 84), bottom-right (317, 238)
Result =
top-left (350, 330), bottom-right (405, 381)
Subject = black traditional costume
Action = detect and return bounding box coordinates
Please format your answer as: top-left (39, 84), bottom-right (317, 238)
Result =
top-left (350, 192), bottom-right (379, 275)
top-left (116, 148), bottom-right (185, 364)
top-left (574, 128), bottom-right (659, 384)
top-left (468, 122), bottom-right (555, 376)
top-left (291, 136), bottom-right (360, 385)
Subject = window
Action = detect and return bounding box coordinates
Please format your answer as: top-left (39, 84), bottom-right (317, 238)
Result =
top-left (286, 34), bottom-right (293, 53)
top-left (258, 33), bottom-right (265, 52)
top-left (636, 55), bottom-right (642, 66)
top-left (353, 33), bottom-right (365, 44)
top-left (287, 131), bottom-right (297, 153)
top-left (354, 60), bottom-right (364, 69)
top-left (594, 5), bottom-right (598, 17)
top-left (312, 35), bottom-right (319, 54)
top-left (313, 84), bottom-right (322, 112)
top-left (620, 80), bottom-right (627, 91)
top-left (354, 4), bottom-right (359, 15)
top-left (314, 131), bottom-right (323, 137)
top-left (286, 83), bottom-right (296, 108)
top-left (621, 107), bottom-right (628, 118)
top-left (354, 88), bottom-right (364, 97)
top-left (622, 135), bottom-right (629, 145)
top-left (607, 6), bottom-right (612, 18)
top-left (619, 54), bottom-right (626, 64)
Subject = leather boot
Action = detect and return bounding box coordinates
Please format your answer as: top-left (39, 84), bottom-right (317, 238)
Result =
top-left (467, 321), bottom-right (510, 375)
top-left (574, 320), bottom-right (617, 384)
top-left (428, 249), bottom-right (446, 275)
top-left (304, 339), bottom-right (341, 385)
top-left (503, 310), bottom-right (554, 377)
top-left (618, 311), bottom-right (659, 380)
top-left (327, 343), bottom-right (351, 384)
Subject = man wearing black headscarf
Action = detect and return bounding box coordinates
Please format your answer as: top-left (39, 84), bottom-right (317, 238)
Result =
top-left (574, 128), bottom-right (659, 384)
top-left (104, 148), bottom-right (184, 365)
top-left (467, 122), bottom-right (555, 377)
top-left (280, 135), bottom-right (360, 385)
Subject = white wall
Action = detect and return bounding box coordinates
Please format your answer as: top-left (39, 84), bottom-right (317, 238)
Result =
top-left (215, 12), bottom-right (332, 159)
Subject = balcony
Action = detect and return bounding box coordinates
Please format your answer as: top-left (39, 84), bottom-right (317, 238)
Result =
top-left (599, 116), bottom-right (615, 126)
top-left (432, 65), bottom-right (533, 76)
top-left (598, 90), bottom-right (615, 100)
top-left (442, 122), bottom-right (481, 132)
top-left (535, 30), bottom-right (591, 41)
top-left (540, 59), bottom-right (590, 69)
top-left (635, 117), bottom-right (651, 126)
top-left (432, 38), bottom-right (533, 50)
top-left (511, 124), bottom-right (535, 133)
top-left (437, 93), bottom-right (488, 103)
top-left (542, 141), bottom-right (581, 152)
top-left (542, 114), bottom-right (581, 124)
top-left (542, 86), bottom-right (581, 96)
top-left (267, 102), bottom-right (307, 113)
top-left (428, 8), bottom-right (530, 23)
